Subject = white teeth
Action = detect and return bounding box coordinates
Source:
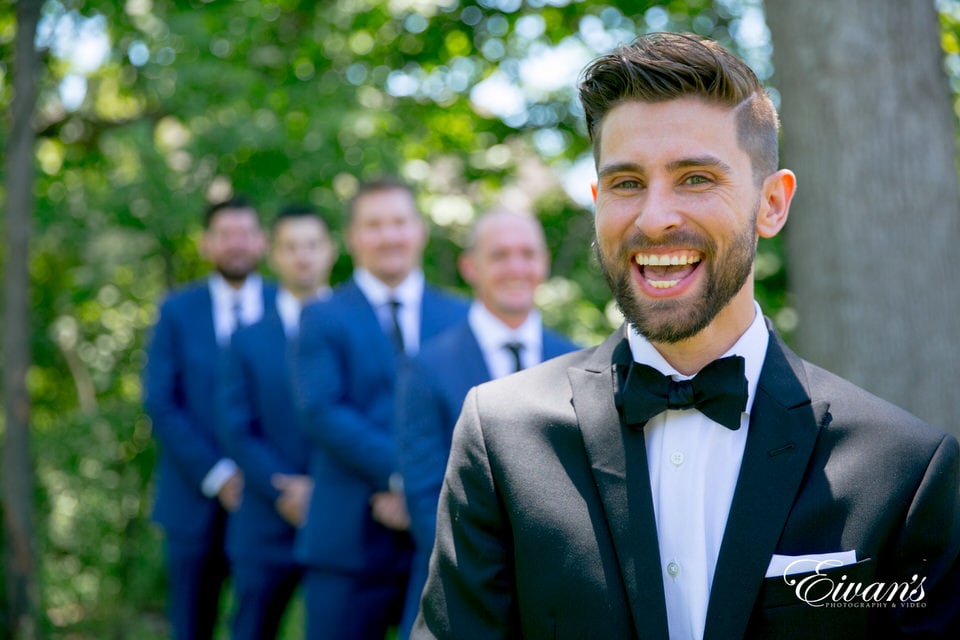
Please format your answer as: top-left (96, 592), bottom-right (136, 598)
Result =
top-left (634, 254), bottom-right (702, 266)
top-left (649, 279), bottom-right (681, 289)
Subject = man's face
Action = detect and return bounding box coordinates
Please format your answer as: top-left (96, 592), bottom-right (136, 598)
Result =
top-left (346, 187), bottom-right (427, 287)
top-left (460, 214), bottom-right (549, 327)
top-left (593, 98), bottom-right (763, 344)
top-left (270, 216), bottom-right (336, 297)
top-left (201, 208), bottom-right (265, 284)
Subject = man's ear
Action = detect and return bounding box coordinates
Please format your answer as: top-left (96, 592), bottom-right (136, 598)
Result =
top-left (590, 182), bottom-right (598, 204)
top-left (458, 252), bottom-right (477, 286)
top-left (756, 169), bottom-right (796, 239)
top-left (199, 232), bottom-right (212, 261)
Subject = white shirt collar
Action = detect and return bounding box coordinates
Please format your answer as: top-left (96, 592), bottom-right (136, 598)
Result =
top-left (353, 268), bottom-right (424, 309)
top-left (469, 301), bottom-right (542, 378)
top-left (625, 300), bottom-right (769, 415)
top-left (209, 272), bottom-right (262, 305)
top-left (353, 268), bottom-right (425, 354)
top-left (276, 286), bottom-right (330, 338)
top-left (208, 273), bottom-right (264, 344)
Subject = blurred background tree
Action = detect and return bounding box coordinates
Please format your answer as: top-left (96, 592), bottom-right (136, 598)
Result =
top-left (766, 0), bottom-right (960, 439)
top-left (0, 0), bottom-right (958, 637)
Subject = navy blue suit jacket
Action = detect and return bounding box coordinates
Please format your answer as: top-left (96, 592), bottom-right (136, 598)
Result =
top-left (398, 319), bottom-right (578, 554)
top-left (144, 279), bottom-right (276, 542)
top-left (293, 278), bottom-right (468, 575)
top-left (219, 308), bottom-right (309, 566)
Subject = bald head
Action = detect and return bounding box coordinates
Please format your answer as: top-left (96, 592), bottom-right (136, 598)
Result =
top-left (459, 210), bottom-right (549, 329)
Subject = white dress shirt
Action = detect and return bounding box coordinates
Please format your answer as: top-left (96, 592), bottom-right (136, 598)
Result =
top-left (627, 301), bottom-right (769, 640)
top-left (208, 273), bottom-right (265, 346)
top-left (468, 302), bottom-right (543, 379)
top-left (203, 273), bottom-right (266, 498)
top-left (276, 286), bottom-right (331, 339)
top-left (353, 268), bottom-right (425, 356)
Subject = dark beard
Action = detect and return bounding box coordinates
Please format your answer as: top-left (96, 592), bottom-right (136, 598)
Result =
top-left (595, 208), bottom-right (757, 344)
top-left (215, 264), bottom-right (256, 286)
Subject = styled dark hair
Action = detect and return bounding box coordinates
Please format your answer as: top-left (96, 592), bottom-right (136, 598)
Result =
top-left (203, 195), bottom-right (258, 229)
top-left (346, 176), bottom-right (418, 225)
top-left (578, 32), bottom-right (780, 181)
top-left (271, 203), bottom-right (332, 234)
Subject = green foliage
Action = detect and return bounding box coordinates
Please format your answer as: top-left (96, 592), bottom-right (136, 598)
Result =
top-left (0, 0), bottom-right (790, 635)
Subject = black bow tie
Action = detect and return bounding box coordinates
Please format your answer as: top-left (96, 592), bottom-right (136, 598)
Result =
top-left (618, 355), bottom-right (748, 431)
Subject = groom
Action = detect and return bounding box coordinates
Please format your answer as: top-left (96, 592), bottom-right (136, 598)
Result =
top-left (413, 32), bottom-right (960, 639)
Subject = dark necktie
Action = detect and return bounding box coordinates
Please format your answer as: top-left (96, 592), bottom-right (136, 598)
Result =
top-left (504, 341), bottom-right (524, 373)
top-left (618, 355), bottom-right (748, 431)
top-left (387, 298), bottom-right (405, 354)
top-left (231, 297), bottom-right (244, 333)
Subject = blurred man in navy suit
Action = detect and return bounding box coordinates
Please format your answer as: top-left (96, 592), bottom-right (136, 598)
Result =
top-left (397, 210), bottom-right (578, 635)
top-left (144, 197), bottom-right (272, 640)
top-left (220, 204), bottom-right (337, 639)
top-left (293, 178), bottom-right (468, 640)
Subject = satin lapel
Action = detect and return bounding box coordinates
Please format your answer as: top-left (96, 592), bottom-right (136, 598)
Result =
top-left (570, 329), bottom-right (669, 640)
top-left (703, 330), bottom-right (829, 640)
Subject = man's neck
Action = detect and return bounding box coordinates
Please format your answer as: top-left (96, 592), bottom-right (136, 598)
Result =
top-left (288, 283), bottom-right (328, 302)
top-left (649, 291), bottom-right (757, 375)
top-left (484, 305), bottom-right (533, 331)
top-left (216, 271), bottom-right (250, 291)
top-left (376, 272), bottom-right (412, 289)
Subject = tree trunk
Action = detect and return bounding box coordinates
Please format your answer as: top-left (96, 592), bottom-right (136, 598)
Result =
top-left (764, 0), bottom-right (960, 438)
top-left (2, 0), bottom-right (43, 637)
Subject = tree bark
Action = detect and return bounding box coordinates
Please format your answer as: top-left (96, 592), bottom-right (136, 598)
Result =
top-left (764, 0), bottom-right (960, 437)
top-left (2, 0), bottom-right (44, 637)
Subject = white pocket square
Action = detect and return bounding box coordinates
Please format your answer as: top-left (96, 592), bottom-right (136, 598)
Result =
top-left (765, 551), bottom-right (858, 578)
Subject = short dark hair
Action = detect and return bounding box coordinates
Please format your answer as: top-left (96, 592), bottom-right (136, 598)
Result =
top-left (346, 177), bottom-right (418, 225)
top-left (271, 203), bottom-right (332, 234)
top-left (203, 196), bottom-right (258, 229)
top-left (578, 32), bottom-right (780, 181)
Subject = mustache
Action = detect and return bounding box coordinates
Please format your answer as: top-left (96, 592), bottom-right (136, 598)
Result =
top-left (601, 229), bottom-right (716, 258)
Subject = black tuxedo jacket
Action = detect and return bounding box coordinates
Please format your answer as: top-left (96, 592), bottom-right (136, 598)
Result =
top-left (414, 324), bottom-right (960, 639)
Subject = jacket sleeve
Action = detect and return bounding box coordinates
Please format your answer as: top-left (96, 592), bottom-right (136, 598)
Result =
top-left (891, 433), bottom-right (960, 635)
top-left (294, 302), bottom-right (397, 488)
top-left (412, 388), bottom-right (521, 640)
top-left (217, 335), bottom-right (295, 502)
top-left (397, 355), bottom-right (453, 552)
top-left (143, 297), bottom-right (222, 489)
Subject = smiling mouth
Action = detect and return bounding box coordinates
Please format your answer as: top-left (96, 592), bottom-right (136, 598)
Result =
top-left (634, 251), bottom-right (703, 289)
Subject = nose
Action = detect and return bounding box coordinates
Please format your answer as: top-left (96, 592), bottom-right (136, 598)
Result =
top-left (379, 221), bottom-right (405, 245)
top-left (633, 182), bottom-right (685, 238)
top-left (504, 252), bottom-right (531, 274)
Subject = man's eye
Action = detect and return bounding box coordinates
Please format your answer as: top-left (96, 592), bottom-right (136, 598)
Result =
top-left (613, 179), bottom-right (641, 189)
top-left (684, 175), bottom-right (710, 185)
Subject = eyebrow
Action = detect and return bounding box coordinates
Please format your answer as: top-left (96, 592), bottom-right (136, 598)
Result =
top-left (597, 162), bottom-right (644, 180)
top-left (597, 155), bottom-right (734, 179)
top-left (666, 155), bottom-right (734, 175)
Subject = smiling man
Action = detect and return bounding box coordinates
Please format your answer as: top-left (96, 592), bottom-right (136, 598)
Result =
top-left (413, 33), bottom-right (960, 640)
top-left (144, 197), bottom-right (273, 640)
top-left (397, 210), bottom-right (577, 636)
top-left (219, 204), bottom-right (337, 640)
top-left (293, 178), bottom-right (468, 640)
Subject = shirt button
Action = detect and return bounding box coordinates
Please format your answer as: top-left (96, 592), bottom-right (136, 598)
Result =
top-left (667, 561), bottom-right (681, 578)
top-left (670, 451), bottom-right (685, 467)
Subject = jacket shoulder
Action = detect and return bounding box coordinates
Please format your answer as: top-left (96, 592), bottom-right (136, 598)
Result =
top-left (424, 285), bottom-right (470, 313)
top-left (543, 327), bottom-right (580, 358)
top-left (417, 320), bottom-right (472, 359)
top-left (473, 346), bottom-right (597, 409)
top-left (155, 280), bottom-right (210, 321)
